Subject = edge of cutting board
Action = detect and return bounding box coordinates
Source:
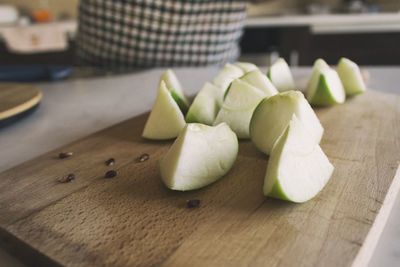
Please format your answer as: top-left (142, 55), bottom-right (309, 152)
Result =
top-left (0, 84), bottom-right (43, 120)
top-left (352, 165), bottom-right (400, 267)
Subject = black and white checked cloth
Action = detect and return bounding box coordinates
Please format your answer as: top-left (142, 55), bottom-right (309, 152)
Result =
top-left (76, 0), bottom-right (247, 69)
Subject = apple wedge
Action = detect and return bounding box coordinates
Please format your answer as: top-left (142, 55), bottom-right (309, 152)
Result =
top-left (337, 57), bottom-right (366, 96)
top-left (214, 79), bottom-right (267, 139)
top-left (241, 69), bottom-right (278, 97)
top-left (160, 123), bottom-right (238, 191)
top-left (308, 68), bottom-right (346, 106)
top-left (235, 62), bottom-right (258, 73)
top-left (213, 63), bottom-right (244, 93)
top-left (267, 58), bottom-right (296, 92)
top-left (160, 69), bottom-right (190, 113)
top-left (142, 81), bottom-right (186, 140)
top-left (306, 59), bottom-right (330, 101)
top-left (186, 82), bottom-right (221, 125)
top-left (264, 115), bottom-right (334, 203)
top-left (250, 91), bottom-right (323, 155)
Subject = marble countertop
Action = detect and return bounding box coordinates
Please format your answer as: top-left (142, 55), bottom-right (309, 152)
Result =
top-left (0, 67), bottom-right (399, 266)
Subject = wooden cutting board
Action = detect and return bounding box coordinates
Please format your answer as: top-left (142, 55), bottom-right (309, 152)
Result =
top-left (0, 83), bottom-right (42, 127)
top-left (0, 90), bottom-right (399, 267)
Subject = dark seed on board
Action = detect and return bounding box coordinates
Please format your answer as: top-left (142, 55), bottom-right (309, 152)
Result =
top-left (105, 170), bottom-right (117, 179)
top-left (186, 199), bottom-right (201, 209)
top-left (136, 153), bottom-right (150, 163)
top-left (105, 158), bottom-right (115, 166)
top-left (58, 173), bottom-right (75, 183)
top-left (59, 152), bottom-right (73, 159)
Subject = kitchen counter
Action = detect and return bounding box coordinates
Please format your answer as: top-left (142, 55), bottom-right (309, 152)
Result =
top-left (246, 13), bottom-right (400, 34)
top-left (0, 67), bottom-right (399, 266)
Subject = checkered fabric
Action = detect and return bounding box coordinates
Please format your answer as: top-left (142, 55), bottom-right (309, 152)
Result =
top-left (76, 0), bottom-right (247, 70)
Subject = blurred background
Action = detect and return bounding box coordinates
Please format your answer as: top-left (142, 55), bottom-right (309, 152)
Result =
top-left (0, 0), bottom-right (399, 69)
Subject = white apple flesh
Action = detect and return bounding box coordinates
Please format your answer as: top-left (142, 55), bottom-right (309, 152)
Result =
top-left (267, 58), bottom-right (296, 92)
top-left (337, 57), bottom-right (366, 96)
top-left (160, 123), bottom-right (238, 191)
top-left (264, 115), bottom-right (334, 203)
top-left (213, 63), bottom-right (244, 93)
top-left (214, 79), bottom-right (267, 139)
top-left (241, 69), bottom-right (278, 97)
top-left (142, 81), bottom-right (186, 140)
top-left (250, 91), bottom-right (323, 155)
top-left (186, 82), bottom-right (221, 125)
top-left (235, 62), bottom-right (258, 73)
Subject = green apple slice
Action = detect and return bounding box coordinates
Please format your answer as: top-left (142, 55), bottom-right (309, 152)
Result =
top-left (214, 79), bottom-right (267, 139)
top-left (264, 115), bottom-right (334, 203)
top-left (235, 62), bottom-right (258, 73)
top-left (213, 63), bottom-right (244, 93)
top-left (241, 69), bottom-right (278, 97)
top-left (309, 68), bottom-right (346, 106)
top-left (306, 59), bottom-right (330, 101)
top-left (160, 69), bottom-right (190, 113)
top-left (267, 58), bottom-right (296, 92)
top-left (160, 123), bottom-right (238, 191)
top-left (142, 81), bottom-right (186, 140)
top-left (250, 91), bottom-right (323, 155)
top-left (337, 57), bottom-right (366, 96)
top-left (186, 82), bottom-right (221, 125)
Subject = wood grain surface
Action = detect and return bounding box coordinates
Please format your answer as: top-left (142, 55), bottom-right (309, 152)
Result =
top-left (0, 90), bottom-right (399, 267)
top-left (0, 83), bottom-right (42, 120)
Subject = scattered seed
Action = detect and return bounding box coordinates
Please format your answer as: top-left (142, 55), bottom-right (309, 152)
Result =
top-left (186, 199), bottom-right (201, 209)
top-left (105, 158), bottom-right (115, 166)
top-left (105, 170), bottom-right (117, 179)
top-left (136, 153), bottom-right (150, 163)
top-left (59, 152), bottom-right (73, 159)
top-left (58, 173), bottom-right (75, 183)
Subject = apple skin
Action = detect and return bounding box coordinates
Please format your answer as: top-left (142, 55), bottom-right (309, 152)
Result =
top-left (337, 57), bottom-right (366, 96)
top-left (186, 82), bottom-right (220, 125)
top-left (309, 70), bottom-right (346, 106)
top-left (306, 59), bottom-right (330, 101)
top-left (161, 69), bottom-right (190, 113)
top-left (263, 115), bottom-right (334, 203)
top-left (160, 123), bottom-right (238, 191)
top-left (170, 90), bottom-right (189, 114)
top-left (142, 81), bottom-right (186, 140)
top-left (250, 91), bottom-right (323, 155)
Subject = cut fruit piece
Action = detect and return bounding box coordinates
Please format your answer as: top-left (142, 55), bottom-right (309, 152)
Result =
top-left (160, 69), bottom-right (190, 113)
top-left (241, 69), bottom-right (278, 97)
top-left (264, 115), bottom-right (334, 203)
top-left (214, 79), bottom-right (267, 139)
top-left (160, 123), bottom-right (238, 191)
top-left (142, 81), bottom-right (186, 140)
top-left (267, 58), bottom-right (296, 92)
top-left (213, 63), bottom-right (244, 94)
top-left (186, 82), bottom-right (221, 125)
top-left (306, 59), bottom-right (330, 101)
top-left (250, 91), bottom-right (323, 155)
top-left (308, 68), bottom-right (346, 106)
top-left (235, 62), bottom-right (258, 73)
top-left (337, 57), bottom-right (367, 96)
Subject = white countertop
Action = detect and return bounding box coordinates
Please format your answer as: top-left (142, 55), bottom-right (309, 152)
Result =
top-left (0, 67), bottom-right (399, 266)
top-left (246, 13), bottom-right (400, 34)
